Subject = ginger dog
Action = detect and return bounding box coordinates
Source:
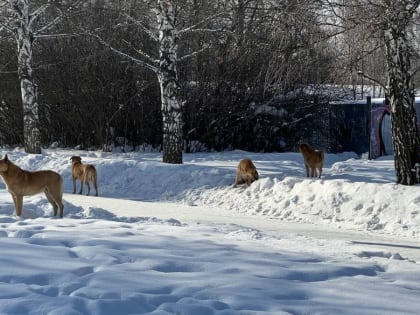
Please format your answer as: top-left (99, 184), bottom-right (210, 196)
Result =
top-left (70, 156), bottom-right (98, 196)
top-left (299, 143), bottom-right (324, 178)
top-left (0, 154), bottom-right (64, 217)
top-left (234, 158), bottom-right (259, 187)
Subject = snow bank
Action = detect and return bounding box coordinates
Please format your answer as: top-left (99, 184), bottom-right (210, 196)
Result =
top-left (1, 149), bottom-right (418, 237)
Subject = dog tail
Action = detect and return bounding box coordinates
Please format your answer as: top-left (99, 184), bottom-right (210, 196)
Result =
top-left (83, 166), bottom-right (97, 182)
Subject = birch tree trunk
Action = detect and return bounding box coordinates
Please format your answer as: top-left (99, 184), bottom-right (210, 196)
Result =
top-left (11, 0), bottom-right (41, 154)
top-left (383, 2), bottom-right (420, 185)
top-left (156, 0), bottom-right (183, 164)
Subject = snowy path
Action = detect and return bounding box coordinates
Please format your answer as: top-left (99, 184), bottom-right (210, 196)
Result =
top-left (1, 147), bottom-right (420, 315)
top-left (63, 193), bottom-right (420, 263)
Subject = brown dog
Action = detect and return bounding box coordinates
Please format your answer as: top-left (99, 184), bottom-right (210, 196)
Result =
top-left (234, 158), bottom-right (259, 187)
top-left (70, 156), bottom-right (98, 196)
top-left (0, 154), bottom-right (64, 217)
top-left (299, 143), bottom-right (324, 178)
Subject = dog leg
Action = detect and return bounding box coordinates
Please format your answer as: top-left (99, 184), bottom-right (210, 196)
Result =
top-left (235, 176), bottom-right (245, 187)
top-left (85, 181), bottom-right (90, 196)
top-left (72, 178), bottom-right (77, 194)
top-left (45, 190), bottom-right (64, 218)
top-left (93, 178), bottom-right (98, 196)
top-left (15, 195), bottom-right (23, 217)
top-left (234, 175), bottom-right (240, 187)
top-left (10, 193), bottom-right (17, 215)
top-left (305, 164), bottom-right (309, 177)
top-left (58, 201), bottom-right (64, 218)
top-left (78, 181), bottom-right (83, 195)
top-left (45, 191), bottom-right (58, 216)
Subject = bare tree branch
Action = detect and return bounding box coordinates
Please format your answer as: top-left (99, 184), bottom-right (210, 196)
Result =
top-left (124, 14), bottom-right (158, 42)
top-left (34, 32), bottom-right (86, 39)
top-left (34, 0), bottom-right (84, 36)
top-left (122, 39), bottom-right (159, 64)
top-left (357, 70), bottom-right (388, 91)
top-left (178, 11), bottom-right (228, 37)
top-left (29, 2), bottom-right (51, 28)
top-left (179, 42), bottom-right (212, 62)
top-left (88, 33), bottom-right (158, 74)
top-left (0, 23), bottom-right (13, 34)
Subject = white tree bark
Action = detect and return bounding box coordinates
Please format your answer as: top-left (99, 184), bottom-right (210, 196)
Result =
top-left (383, 1), bottom-right (420, 185)
top-left (156, 0), bottom-right (183, 164)
top-left (11, 0), bottom-right (41, 153)
top-left (90, 0), bottom-right (185, 164)
top-left (4, 0), bottom-right (83, 154)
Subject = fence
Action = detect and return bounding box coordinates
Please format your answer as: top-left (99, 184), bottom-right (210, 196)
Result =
top-left (324, 97), bottom-right (420, 157)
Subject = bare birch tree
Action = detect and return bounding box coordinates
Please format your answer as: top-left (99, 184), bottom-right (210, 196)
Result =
top-left (156, 0), bottom-right (182, 163)
top-left (0, 0), bottom-right (82, 153)
top-left (91, 0), bottom-right (223, 164)
top-left (317, 0), bottom-right (420, 185)
top-left (380, 1), bottom-right (420, 185)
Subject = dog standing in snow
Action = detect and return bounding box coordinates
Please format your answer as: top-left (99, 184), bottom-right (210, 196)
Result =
top-left (70, 156), bottom-right (98, 196)
top-left (234, 158), bottom-right (259, 187)
top-left (299, 143), bottom-right (324, 178)
top-left (0, 154), bottom-right (64, 217)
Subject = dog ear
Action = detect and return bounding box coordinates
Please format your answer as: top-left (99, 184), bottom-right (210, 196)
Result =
top-left (4, 154), bottom-right (8, 162)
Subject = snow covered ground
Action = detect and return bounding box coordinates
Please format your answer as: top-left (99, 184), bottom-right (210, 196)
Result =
top-left (0, 148), bottom-right (419, 315)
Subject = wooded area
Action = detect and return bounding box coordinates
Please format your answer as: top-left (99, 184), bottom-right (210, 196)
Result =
top-left (1, 0), bottom-right (419, 184)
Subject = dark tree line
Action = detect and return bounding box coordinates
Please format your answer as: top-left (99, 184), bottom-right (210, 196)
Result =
top-left (0, 0), bottom-right (335, 151)
top-left (0, 0), bottom-right (419, 184)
